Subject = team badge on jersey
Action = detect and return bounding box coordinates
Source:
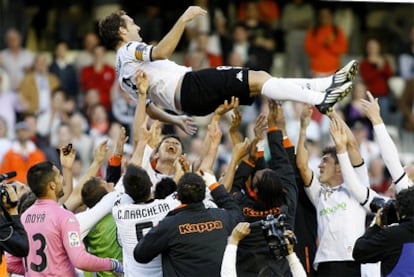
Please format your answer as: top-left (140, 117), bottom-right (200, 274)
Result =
top-left (68, 231), bottom-right (81, 247)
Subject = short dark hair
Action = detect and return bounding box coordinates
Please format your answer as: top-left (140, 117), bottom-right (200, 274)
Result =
top-left (27, 162), bottom-right (56, 198)
top-left (99, 10), bottom-right (127, 50)
top-left (18, 191), bottom-right (37, 214)
top-left (123, 164), bottom-right (152, 203)
top-left (396, 186), bottom-right (414, 219)
top-left (177, 173), bottom-right (205, 204)
top-left (322, 146), bottom-right (338, 164)
top-left (154, 178), bottom-right (177, 199)
top-left (82, 177), bottom-right (108, 208)
top-left (255, 169), bottom-right (284, 210)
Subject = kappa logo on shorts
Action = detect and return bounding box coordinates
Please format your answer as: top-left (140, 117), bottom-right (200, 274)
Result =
top-left (236, 70), bottom-right (243, 82)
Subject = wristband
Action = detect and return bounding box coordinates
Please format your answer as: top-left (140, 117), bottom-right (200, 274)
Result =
top-left (111, 259), bottom-right (123, 273)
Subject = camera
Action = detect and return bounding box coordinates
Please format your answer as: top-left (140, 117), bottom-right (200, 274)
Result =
top-left (0, 183), bottom-right (18, 207)
top-left (370, 197), bottom-right (398, 226)
top-left (251, 213), bottom-right (296, 259)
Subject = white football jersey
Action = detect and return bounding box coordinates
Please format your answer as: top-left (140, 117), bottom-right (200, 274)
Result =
top-left (115, 41), bottom-right (191, 112)
top-left (113, 193), bottom-right (180, 277)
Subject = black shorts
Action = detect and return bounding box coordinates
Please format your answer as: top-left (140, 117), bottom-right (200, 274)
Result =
top-left (180, 67), bottom-right (254, 116)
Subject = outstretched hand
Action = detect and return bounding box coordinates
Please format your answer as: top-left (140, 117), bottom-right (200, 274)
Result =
top-left (360, 91), bottom-right (383, 125)
top-left (176, 115), bottom-right (197, 136)
top-left (229, 222), bottom-right (251, 245)
top-left (300, 104), bottom-right (313, 130)
top-left (329, 117), bottom-right (347, 153)
top-left (135, 70), bottom-right (149, 96)
top-left (215, 96), bottom-right (239, 117)
top-left (181, 6), bottom-right (207, 23)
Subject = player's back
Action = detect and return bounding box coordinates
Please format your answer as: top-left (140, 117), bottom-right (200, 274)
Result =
top-left (113, 193), bottom-right (179, 277)
top-left (21, 199), bottom-right (79, 277)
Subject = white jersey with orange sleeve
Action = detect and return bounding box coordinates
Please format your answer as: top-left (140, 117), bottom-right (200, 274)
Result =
top-left (21, 199), bottom-right (113, 277)
top-left (115, 41), bottom-right (191, 113)
top-left (112, 193), bottom-right (180, 277)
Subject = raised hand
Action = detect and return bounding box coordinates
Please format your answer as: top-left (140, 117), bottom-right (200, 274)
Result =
top-left (214, 96), bottom-right (239, 117)
top-left (254, 113), bottom-right (268, 141)
top-left (94, 140), bottom-right (110, 164)
top-left (229, 106), bottom-right (242, 145)
top-left (329, 117), bottom-right (347, 153)
top-left (135, 70), bottom-right (149, 96)
top-left (300, 104), bottom-right (313, 130)
top-left (114, 126), bottom-right (129, 156)
top-left (149, 120), bottom-right (162, 148)
top-left (180, 6), bottom-right (208, 23)
top-left (60, 143), bottom-right (76, 169)
top-left (176, 115), bottom-right (197, 136)
top-left (208, 120), bottom-right (223, 146)
top-left (229, 222), bottom-right (251, 245)
top-left (232, 138), bottom-right (250, 164)
top-left (360, 91), bottom-right (383, 125)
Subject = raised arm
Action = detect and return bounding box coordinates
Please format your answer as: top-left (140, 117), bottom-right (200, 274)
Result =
top-left (221, 138), bottom-right (250, 192)
top-left (295, 105), bottom-right (313, 186)
top-left (361, 91), bottom-right (412, 192)
top-left (106, 126), bottom-right (128, 184)
top-left (329, 117), bottom-right (376, 209)
top-left (64, 140), bottom-right (109, 211)
top-left (149, 6), bottom-right (207, 60)
top-left (58, 144), bottom-right (76, 205)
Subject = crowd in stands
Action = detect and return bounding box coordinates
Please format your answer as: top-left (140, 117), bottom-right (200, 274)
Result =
top-left (0, 1), bottom-right (413, 277)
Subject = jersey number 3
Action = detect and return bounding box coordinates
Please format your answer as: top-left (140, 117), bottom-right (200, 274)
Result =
top-left (30, 233), bottom-right (47, 272)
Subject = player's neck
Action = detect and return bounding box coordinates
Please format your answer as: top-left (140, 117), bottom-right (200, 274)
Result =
top-left (156, 160), bottom-right (175, 176)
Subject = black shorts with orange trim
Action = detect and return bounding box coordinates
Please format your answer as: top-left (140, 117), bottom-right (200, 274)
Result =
top-left (180, 67), bottom-right (254, 116)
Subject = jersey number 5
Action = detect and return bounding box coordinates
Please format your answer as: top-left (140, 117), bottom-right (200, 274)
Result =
top-left (135, 221), bottom-right (153, 241)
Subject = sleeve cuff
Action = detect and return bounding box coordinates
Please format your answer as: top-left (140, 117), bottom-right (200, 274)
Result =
top-left (109, 156), bottom-right (122, 166)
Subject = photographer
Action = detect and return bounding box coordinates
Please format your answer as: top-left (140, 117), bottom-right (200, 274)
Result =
top-left (353, 186), bottom-right (414, 276)
top-left (221, 222), bottom-right (306, 277)
top-left (0, 182), bottom-right (29, 275)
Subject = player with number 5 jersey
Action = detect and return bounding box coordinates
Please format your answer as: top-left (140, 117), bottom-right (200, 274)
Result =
top-left (113, 164), bottom-right (180, 277)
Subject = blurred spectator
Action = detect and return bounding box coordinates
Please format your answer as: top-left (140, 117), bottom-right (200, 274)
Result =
top-left (36, 89), bottom-right (67, 144)
top-left (133, 3), bottom-right (164, 45)
top-left (350, 120), bottom-right (380, 168)
top-left (69, 112), bottom-right (93, 174)
top-left (81, 45), bottom-right (116, 112)
top-left (398, 25), bottom-right (414, 80)
top-left (88, 103), bottom-right (110, 141)
top-left (238, 1), bottom-right (276, 72)
top-left (186, 0), bottom-right (227, 56)
top-left (184, 32), bottom-right (223, 70)
top-left (73, 32), bottom-right (100, 73)
top-left (368, 156), bottom-right (392, 195)
top-left (0, 28), bottom-right (35, 91)
top-left (333, 4), bottom-right (361, 55)
top-left (305, 7), bottom-right (348, 76)
top-left (0, 121), bottom-right (46, 183)
top-left (359, 38), bottom-right (394, 124)
top-left (237, 0), bottom-right (280, 30)
top-left (19, 53), bottom-right (60, 115)
top-left (0, 74), bottom-right (24, 138)
top-left (399, 78), bottom-right (414, 154)
top-left (0, 117), bottom-right (11, 164)
top-left (281, 0), bottom-right (314, 77)
top-left (49, 41), bottom-right (80, 102)
top-left (342, 81), bottom-right (373, 139)
top-left (84, 88), bottom-right (102, 116)
top-left (111, 85), bottom-right (135, 140)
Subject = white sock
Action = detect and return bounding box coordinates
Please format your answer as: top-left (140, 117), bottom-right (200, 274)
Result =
top-left (284, 76), bottom-right (333, 92)
top-left (261, 77), bottom-right (324, 105)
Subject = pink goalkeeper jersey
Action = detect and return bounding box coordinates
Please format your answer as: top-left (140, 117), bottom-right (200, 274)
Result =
top-left (21, 199), bottom-right (112, 276)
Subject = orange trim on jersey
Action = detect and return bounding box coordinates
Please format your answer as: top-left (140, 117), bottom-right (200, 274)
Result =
top-left (257, 151), bottom-right (264, 158)
top-left (283, 137), bottom-right (294, 148)
top-left (109, 156), bottom-right (122, 166)
top-left (175, 204), bottom-right (188, 210)
top-left (208, 182), bottom-right (220, 191)
top-left (268, 126), bottom-right (279, 132)
top-left (244, 159), bottom-right (255, 168)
